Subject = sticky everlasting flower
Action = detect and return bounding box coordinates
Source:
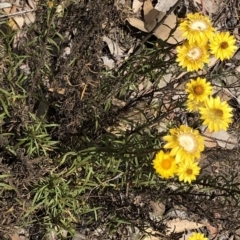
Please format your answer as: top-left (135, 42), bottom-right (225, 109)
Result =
top-left (176, 42), bottom-right (209, 72)
top-left (199, 96), bottom-right (233, 132)
top-left (188, 232), bottom-right (208, 240)
top-left (47, 1), bottom-right (54, 8)
top-left (153, 150), bottom-right (178, 179)
top-left (186, 77), bottom-right (213, 103)
top-left (209, 32), bottom-right (237, 61)
top-left (163, 125), bottom-right (204, 163)
top-left (180, 13), bottom-right (215, 45)
top-left (177, 160), bottom-right (201, 184)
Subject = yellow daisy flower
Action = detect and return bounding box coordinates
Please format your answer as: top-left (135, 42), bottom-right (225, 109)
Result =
top-left (186, 98), bottom-right (205, 112)
top-left (47, 0), bottom-right (54, 8)
top-left (186, 77), bottom-right (213, 103)
top-left (153, 150), bottom-right (178, 179)
top-left (176, 42), bottom-right (209, 72)
top-left (188, 232), bottom-right (208, 240)
top-left (177, 160), bottom-right (201, 184)
top-left (199, 96), bottom-right (233, 132)
top-left (180, 13), bottom-right (215, 45)
top-left (163, 125), bottom-right (204, 163)
top-left (209, 32), bottom-right (237, 61)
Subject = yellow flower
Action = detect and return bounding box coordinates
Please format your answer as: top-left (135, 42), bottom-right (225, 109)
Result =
top-left (186, 98), bottom-right (205, 112)
top-left (176, 42), bottom-right (209, 72)
top-left (199, 96), bottom-right (233, 132)
top-left (153, 150), bottom-right (178, 179)
top-left (188, 232), bottom-right (208, 240)
top-left (186, 77), bottom-right (213, 103)
top-left (48, 1), bottom-right (54, 8)
top-left (163, 125), bottom-right (204, 163)
top-left (180, 13), bottom-right (215, 45)
top-left (209, 32), bottom-right (237, 61)
top-left (177, 160), bottom-right (201, 184)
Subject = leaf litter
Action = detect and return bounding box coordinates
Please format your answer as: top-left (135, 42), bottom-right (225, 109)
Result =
top-left (1, 0), bottom-right (240, 239)
top-left (128, 0), bottom-right (183, 44)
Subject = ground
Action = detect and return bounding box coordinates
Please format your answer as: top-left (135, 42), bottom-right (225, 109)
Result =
top-left (1, 0), bottom-right (240, 239)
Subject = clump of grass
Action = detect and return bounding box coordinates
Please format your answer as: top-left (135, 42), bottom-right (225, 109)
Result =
top-left (15, 112), bottom-right (59, 156)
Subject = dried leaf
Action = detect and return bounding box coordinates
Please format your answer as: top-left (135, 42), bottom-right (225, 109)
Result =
top-left (56, 4), bottom-right (64, 13)
top-left (144, 227), bottom-right (163, 240)
top-left (128, 15), bottom-right (182, 44)
top-left (10, 227), bottom-right (28, 240)
top-left (223, 74), bottom-right (238, 87)
top-left (26, 0), bottom-right (38, 9)
top-left (132, 0), bottom-right (143, 13)
top-left (153, 13), bottom-right (183, 44)
top-left (101, 56), bottom-right (115, 69)
top-left (211, 130), bottom-right (238, 149)
top-left (201, 126), bottom-right (217, 148)
top-left (201, 219), bottom-right (219, 237)
top-left (143, 235), bottom-right (161, 240)
top-left (155, 0), bottom-right (178, 12)
top-left (204, 0), bottom-right (219, 13)
top-left (143, 0), bottom-right (153, 16)
top-left (48, 88), bottom-right (65, 94)
top-left (10, 233), bottom-right (21, 240)
top-left (57, 88), bottom-right (65, 95)
top-left (102, 35), bottom-right (124, 57)
top-left (127, 18), bottom-right (148, 32)
top-left (24, 12), bottom-right (36, 26)
top-left (11, 16), bottom-right (25, 29)
top-left (215, 89), bottom-right (232, 102)
top-left (235, 65), bottom-right (240, 72)
top-left (143, 0), bottom-right (164, 31)
top-left (5, 3), bottom-right (24, 30)
top-left (233, 28), bottom-right (240, 41)
top-left (10, 3), bottom-right (17, 13)
top-left (158, 73), bottom-right (172, 88)
top-left (166, 218), bottom-right (205, 234)
top-left (144, 9), bottom-right (164, 32)
top-left (155, 121), bottom-right (168, 133)
top-left (165, 209), bottom-right (188, 219)
top-left (112, 98), bottom-right (126, 107)
top-left (129, 0), bottom-right (184, 44)
top-left (212, 72), bottom-right (240, 103)
top-left (24, 6), bottom-right (36, 26)
top-left (0, 2), bottom-right (12, 9)
top-left (150, 201), bottom-right (165, 217)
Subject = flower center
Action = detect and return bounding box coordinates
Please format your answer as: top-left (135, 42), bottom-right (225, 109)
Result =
top-left (190, 20), bottom-right (207, 31)
top-left (48, 1), bottom-right (54, 8)
top-left (186, 168), bottom-right (193, 175)
top-left (178, 133), bottom-right (197, 153)
top-left (220, 41), bottom-right (228, 49)
top-left (212, 108), bottom-right (224, 117)
top-left (161, 159), bottom-right (172, 170)
top-left (187, 47), bottom-right (202, 60)
top-left (194, 85), bottom-right (204, 95)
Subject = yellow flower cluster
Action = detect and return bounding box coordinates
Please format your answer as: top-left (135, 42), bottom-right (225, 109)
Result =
top-left (176, 13), bottom-right (237, 72)
top-left (153, 78), bottom-right (233, 183)
top-left (185, 77), bottom-right (233, 132)
top-left (153, 125), bottom-right (204, 184)
top-left (153, 13), bottom-right (235, 184)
